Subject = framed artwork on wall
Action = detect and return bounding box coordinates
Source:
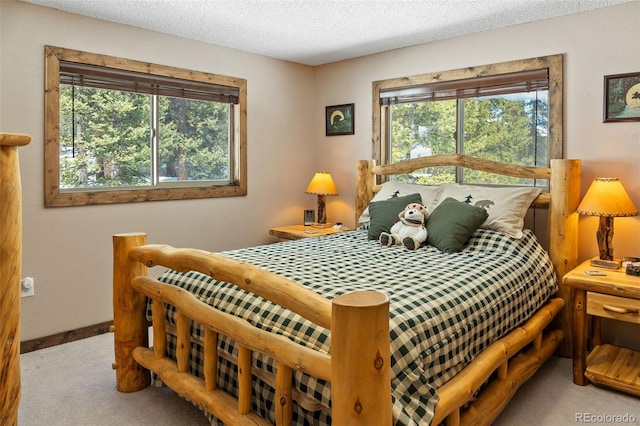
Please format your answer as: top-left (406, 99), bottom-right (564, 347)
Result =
top-left (325, 103), bottom-right (355, 136)
top-left (604, 72), bottom-right (640, 122)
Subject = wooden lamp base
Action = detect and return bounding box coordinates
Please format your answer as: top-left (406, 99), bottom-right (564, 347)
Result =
top-left (315, 194), bottom-right (331, 228)
top-left (311, 222), bottom-right (333, 229)
top-left (591, 216), bottom-right (621, 269)
top-left (590, 258), bottom-right (621, 269)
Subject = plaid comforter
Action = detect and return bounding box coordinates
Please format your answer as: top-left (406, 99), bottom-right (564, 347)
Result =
top-left (153, 228), bottom-right (558, 425)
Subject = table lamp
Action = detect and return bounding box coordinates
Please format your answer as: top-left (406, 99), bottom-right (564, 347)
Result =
top-left (305, 172), bottom-right (338, 228)
top-left (576, 177), bottom-right (639, 268)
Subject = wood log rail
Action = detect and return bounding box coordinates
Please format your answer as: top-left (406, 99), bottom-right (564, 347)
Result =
top-left (355, 155), bottom-right (554, 225)
top-left (431, 297), bottom-right (565, 426)
top-left (112, 233), bottom-right (392, 425)
top-left (1, 132), bottom-right (31, 426)
top-left (130, 243), bottom-right (332, 329)
top-left (371, 154), bottom-right (552, 180)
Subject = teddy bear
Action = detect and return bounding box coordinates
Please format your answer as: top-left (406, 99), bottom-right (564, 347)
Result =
top-left (379, 202), bottom-right (429, 250)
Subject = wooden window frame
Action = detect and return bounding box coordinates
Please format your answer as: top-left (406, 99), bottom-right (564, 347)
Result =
top-left (44, 45), bottom-right (247, 207)
top-left (372, 55), bottom-right (563, 165)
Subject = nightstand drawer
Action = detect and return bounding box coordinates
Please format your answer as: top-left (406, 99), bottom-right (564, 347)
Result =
top-left (587, 292), bottom-right (640, 324)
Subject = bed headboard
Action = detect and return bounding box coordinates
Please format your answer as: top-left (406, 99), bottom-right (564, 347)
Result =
top-left (355, 154), bottom-right (581, 356)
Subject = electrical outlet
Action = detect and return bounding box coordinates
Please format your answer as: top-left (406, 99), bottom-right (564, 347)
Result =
top-left (21, 277), bottom-right (34, 297)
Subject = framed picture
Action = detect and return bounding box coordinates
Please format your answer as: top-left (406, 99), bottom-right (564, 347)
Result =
top-left (303, 209), bottom-right (315, 226)
top-left (604, 72), bottom-right (640, 122)
top-left (325, 103), bottom-right (354, 136)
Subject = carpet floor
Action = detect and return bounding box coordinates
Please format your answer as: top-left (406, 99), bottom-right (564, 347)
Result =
top-left (18, 333), bottom-right (639, 425)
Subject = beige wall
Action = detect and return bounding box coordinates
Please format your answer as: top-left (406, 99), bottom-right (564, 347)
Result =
top-left (2, 0), bottom-right (640, 345)
top-left (1, 0), bottom-right (316, 340)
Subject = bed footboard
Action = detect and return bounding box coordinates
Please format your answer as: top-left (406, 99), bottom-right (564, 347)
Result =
top-left (112, 233), bottom-right (392, 425)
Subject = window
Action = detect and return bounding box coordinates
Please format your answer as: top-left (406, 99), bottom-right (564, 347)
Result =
top-left (45, 46), bottom-right (247, 207)
top-left (372, 55), bottom-right (563, 186)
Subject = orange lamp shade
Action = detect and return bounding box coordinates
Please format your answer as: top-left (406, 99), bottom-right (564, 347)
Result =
top-left (576, 178), bottom-right (638, 217)
top-left (305, 172), bottom-right (338, 196)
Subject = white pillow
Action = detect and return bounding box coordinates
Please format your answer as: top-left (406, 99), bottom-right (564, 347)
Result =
top-left (439, 183), bottom-right (542, 239)
top-left (358, 181), bottom-right (444, 224)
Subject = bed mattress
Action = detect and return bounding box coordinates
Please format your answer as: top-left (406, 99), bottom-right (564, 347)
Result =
top-left (152, 228), bottom-right (558, 425)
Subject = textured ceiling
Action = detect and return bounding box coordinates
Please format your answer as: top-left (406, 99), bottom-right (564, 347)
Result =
top-left (22, 0), bottom-right (632, 66)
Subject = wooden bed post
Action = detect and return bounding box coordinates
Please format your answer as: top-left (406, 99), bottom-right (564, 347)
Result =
top-left (331, 290), bottom-right (392, 425)
top-left (112, 233), bottom-right (151, 392)
top-left (0, 132), bottom-right (31, 426)
top-left (548, 159), bottom-right (581, 357)
top-left (355, 160), bottom-right (375, 226)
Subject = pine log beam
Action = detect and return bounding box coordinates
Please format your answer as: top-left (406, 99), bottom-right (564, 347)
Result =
top-left (237, 345), bottom-right (253, 414)
top-left (152, 299), bottom-right (166, 360)
top-left (112, 233), bottom-right (151, 392)
top-left (355, 159), bottom-right (375, 224)
top-left (204, 329), bottom-right (218, 392)
top-left (275, 363), bottom-right (294, 424)
top-left (371, 154), bottom-right (552, 180)
top-left (0, 133), bottom-right (31, 147)
top-left (572, 288), bottom-right (588, 385)
top-left (0, 132), bottom-right (30, 426)
top-left (548, 159), bottom-right (581, 357)
top-left (331, 291), bottom-right (392, 425)
top-left (176, 312), bottom-right (191, 374)
top-left (129, 244), bottom-right (332, 329)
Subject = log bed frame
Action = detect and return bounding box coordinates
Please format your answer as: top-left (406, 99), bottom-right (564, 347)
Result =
top-left (111, 155), bottom-right (581, 425)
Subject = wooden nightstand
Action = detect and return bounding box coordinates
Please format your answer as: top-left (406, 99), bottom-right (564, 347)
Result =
top-left (563, 259), bottom-right (640, 396)
top-left (269, 225), bottom-right (349, 242)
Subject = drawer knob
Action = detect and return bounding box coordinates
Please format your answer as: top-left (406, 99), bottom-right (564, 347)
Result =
top-left (602, 304), bottom-right (639, 315)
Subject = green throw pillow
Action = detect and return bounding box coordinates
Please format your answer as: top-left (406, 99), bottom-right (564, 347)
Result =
top-left (367, 193), bottom-right (423, 240)
top-left (426, 197), bottom-right (489, 252)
